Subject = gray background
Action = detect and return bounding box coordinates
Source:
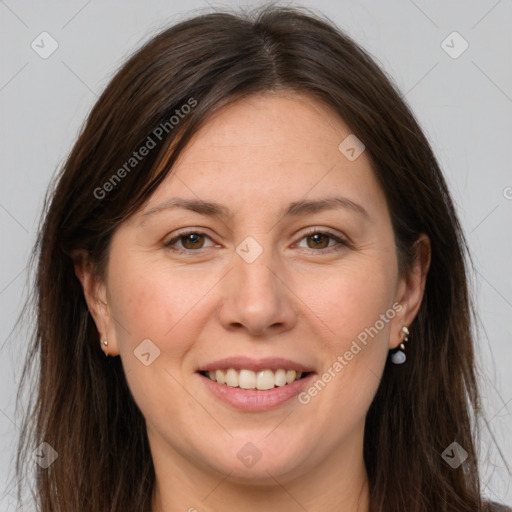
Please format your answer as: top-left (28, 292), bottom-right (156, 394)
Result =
top-left (1, 0), bottom-right (511, 509)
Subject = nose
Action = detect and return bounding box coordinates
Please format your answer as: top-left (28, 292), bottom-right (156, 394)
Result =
top-left (216, 248), bottom-right (298, 337)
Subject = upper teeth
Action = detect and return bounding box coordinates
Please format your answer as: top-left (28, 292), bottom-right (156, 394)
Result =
top-left (206, 369), bottom-right (303, 390)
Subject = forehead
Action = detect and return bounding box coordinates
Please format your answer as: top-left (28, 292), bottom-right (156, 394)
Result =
top-left (136, 92), bottom-right (389, 225)
top-left (183, 92), bottom-right (352, 165)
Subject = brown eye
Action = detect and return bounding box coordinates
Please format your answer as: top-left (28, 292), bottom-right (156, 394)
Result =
top-left (306, 233), bottom-right (331, 249)
top-left (165, 231), bottom-right (214, 251)
top-left (295, 230), bottom-right (349, 253)
top-left (180, 233), bottom-right (205, 249)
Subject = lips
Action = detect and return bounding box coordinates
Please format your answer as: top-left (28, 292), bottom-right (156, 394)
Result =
top-left (197, 356), bottom-right (315, 373)
top-left (198, 370), bottom-right (317, 411)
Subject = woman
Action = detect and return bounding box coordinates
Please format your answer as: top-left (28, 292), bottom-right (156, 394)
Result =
top-left (15, 5), bottom-right (510, 512)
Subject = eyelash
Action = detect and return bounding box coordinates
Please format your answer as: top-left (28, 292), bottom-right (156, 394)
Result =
top-left (164, 229), bottom-right (351, 254)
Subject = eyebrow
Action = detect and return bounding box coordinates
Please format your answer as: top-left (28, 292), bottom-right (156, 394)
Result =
top-left (141, 196), bottom-right (369, 220)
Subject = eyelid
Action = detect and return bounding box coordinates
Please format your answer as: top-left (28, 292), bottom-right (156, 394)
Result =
top-left (164, 227), bottom-right (351, 254)
top-left (293, 227), bottom-right (352, 251)
top-left (164, 229), bottom-right (217, 251)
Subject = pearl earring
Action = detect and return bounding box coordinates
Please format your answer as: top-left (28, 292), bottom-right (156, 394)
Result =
top-left (390, 326), bottom-right (409, 364)
top-left (102, 339), bottom-right (108, 357)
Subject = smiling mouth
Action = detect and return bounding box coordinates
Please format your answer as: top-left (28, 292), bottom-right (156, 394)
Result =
top-left (199, 368), bottom-right (312, 390)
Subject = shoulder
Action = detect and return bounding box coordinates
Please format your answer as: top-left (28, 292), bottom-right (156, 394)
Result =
top-left (487, 502), bottom-right (512, 512)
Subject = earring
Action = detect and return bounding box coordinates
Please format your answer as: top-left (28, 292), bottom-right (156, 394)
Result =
top-left (102, 339), bottom-right (108, 357)
top-left (390, 326), bottom-right (409, 364)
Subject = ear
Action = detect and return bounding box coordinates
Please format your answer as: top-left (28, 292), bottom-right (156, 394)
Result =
top-left (71, 249), bottom-right (119, 356)
top-left (389, 234), bottom-right (431, 349)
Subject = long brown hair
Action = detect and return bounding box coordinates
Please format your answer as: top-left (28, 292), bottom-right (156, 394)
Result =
top-left (15, 5), bottom-right (499, 511)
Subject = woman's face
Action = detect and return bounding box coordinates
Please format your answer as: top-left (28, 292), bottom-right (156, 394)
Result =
top-left (88, 92), bottom-right (424, 487)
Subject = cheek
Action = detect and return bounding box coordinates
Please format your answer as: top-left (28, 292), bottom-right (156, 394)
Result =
top-left (105, 257), bottom-right (214, 429)
top-left (107, 256), bottom-right (212, 348)
top-left (301, 257), bottom-right (397, 347)
top-left (295, 257), bottom-right (396, 412)
top-left (105, 251), bottom-right (230, 411)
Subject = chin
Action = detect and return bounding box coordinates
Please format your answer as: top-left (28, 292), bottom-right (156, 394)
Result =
top-left (200, 437), bottom-right (312, 484)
